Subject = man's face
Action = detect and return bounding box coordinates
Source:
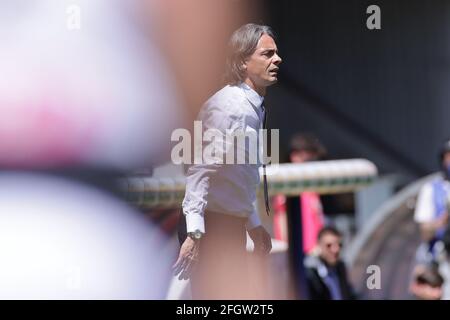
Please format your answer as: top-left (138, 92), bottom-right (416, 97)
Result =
top-left (442, 152), bottom-right (450, 169)
top-left (290, 150), bottom-right (319, 164)
top-left (243, 34), bottom-right (282, 91)
top-left (319, 233), bottom-right (342, 267)
top-left (413, 283), bottom-right (443, 300)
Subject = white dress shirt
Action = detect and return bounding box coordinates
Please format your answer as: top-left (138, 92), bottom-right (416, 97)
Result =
top-left (182, 82), bottom-right (265, 233)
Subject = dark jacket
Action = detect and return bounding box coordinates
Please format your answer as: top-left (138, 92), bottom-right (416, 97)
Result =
top-left (304, 255), bottom-right (356, 300)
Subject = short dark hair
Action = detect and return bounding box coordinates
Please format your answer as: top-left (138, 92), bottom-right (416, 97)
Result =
top-left (224, 23), bottom-right (275, 85)
top-left (415, 265), bottom-right (444, 288)
top-left (439, 138), bottom-right (450, 163)
top-left (318, 226), bottom-right (342, 241)
top-left (289, 133), bottom-right (327, 159)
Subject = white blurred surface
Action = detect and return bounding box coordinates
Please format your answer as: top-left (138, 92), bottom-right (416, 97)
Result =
top-left (0, 0), bottom-right (184, 169)
top-left (0, 172), bottom-right (174, 299)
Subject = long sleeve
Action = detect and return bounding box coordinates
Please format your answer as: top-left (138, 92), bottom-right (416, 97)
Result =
top-left (181, 84), bottom-right (264, 234)
top-left (246, 202), bottom-right (262, 230)
top-left (183, 164), bottom-right (219, 233)
top-left (182, 101), bottom-right (239, 233)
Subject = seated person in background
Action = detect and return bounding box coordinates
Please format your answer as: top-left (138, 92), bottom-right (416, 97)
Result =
top-left (273, 133), bottom-right (327, 254)
top-left (304, 226), bottom-right (356, 300)
top-left (414, 139), bottom-right (450, 264)
top-left (409, 264), bottom-right (444, 300)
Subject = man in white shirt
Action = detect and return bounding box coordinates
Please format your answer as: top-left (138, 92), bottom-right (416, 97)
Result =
top-left (414, 141), bottom-right (450, 249)
top-left (415, 181), bottom-right (450, 244)
top-left (173, 23), bottom-right (282, 299)
top-left (413, 140), bottom-right (450, 278)
top-left (413, 140), bottom-right (450, 299)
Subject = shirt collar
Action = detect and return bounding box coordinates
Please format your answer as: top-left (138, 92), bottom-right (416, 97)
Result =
top-left (238, 82), bottom-right (264, 109)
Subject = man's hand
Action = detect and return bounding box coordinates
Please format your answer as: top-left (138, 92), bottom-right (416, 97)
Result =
top-left (248, 226), bottom-right (272, 255)
top-left (172, 237), bottom-right (200, 280)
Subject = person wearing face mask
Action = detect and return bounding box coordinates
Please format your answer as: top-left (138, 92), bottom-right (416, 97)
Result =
top-left (414, 139), bottom-right (450, 265)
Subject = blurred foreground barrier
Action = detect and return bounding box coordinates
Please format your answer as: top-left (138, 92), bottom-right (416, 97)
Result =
top-left (120, 159), bottom-right (378, 209)
top-left (262, 158), bottom-right (377, 197)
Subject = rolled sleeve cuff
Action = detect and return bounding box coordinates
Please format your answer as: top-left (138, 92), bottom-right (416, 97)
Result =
top-left (246, 210), bottom-right (262, 230)
top-left (185, 213), bottom-right (206, 234)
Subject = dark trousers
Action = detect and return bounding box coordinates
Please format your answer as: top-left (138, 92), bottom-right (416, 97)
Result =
top-left (178, 210), bottom-right (250, 299)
